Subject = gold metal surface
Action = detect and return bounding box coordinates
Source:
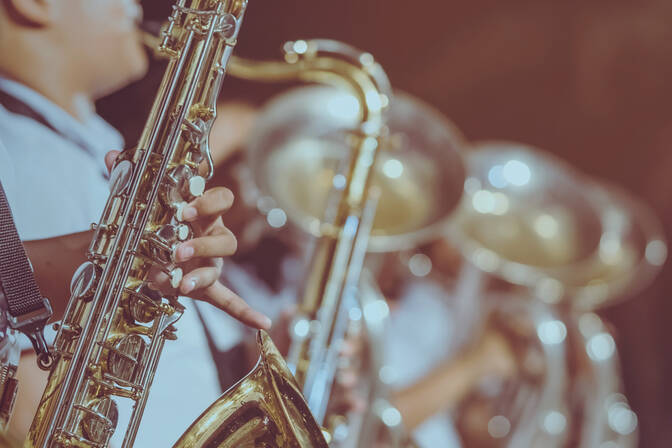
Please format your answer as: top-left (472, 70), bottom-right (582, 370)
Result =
top-left (173, 331), bottom-right (328, 448)
top-left (244, 85), bottom-right (466, 253)
top-left (231, 41), bottom-right (424, 447)
top-left (265, 142), bottom-right (433, 238)
top-left (26, 2), bottom-right (252, 446)
top-left (451, 141), bottom-right (667, 309)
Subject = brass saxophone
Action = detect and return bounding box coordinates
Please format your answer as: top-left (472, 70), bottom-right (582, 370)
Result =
top-left (25, 1), bottom-right (269, 446)
top-left (172, 40), bottom-right (391, 446)
top-left (237, 41), bottom-right (390, 422)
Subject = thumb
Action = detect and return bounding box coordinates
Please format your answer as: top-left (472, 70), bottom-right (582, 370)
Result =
top-left (105, 150), bottom-right (121, 174)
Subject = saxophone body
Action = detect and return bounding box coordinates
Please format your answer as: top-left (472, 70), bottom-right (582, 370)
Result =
top-left (27, 1), bottom-right (248, 446)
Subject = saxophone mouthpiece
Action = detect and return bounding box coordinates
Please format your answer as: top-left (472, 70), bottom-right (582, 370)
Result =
top-left (139, 21), bottom-right (163, 55)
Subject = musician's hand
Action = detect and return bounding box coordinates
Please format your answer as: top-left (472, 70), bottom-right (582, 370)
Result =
top-left (328, 335), bottom-right (367, 415)
top-left (469, 328), bottom-right (517, 379)
top-left (105, 151), bottom-right (271, 330)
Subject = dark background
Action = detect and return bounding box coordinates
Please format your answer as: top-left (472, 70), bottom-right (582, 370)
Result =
top-left (98, 1), bottom-right (672, 446)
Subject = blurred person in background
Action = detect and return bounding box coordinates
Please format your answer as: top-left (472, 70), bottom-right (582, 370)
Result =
top-left (367, 240), bottom-right (517, 446)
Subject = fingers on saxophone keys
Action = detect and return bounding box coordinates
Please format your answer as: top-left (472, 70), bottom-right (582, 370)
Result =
top-left (203, 281), bottom-right (272, 330)
top-left (104, 150), bottom-right (121, 174)
top-left (175, 228), bottom-right (237, 262)
top-left (148, 270), bottom-right (170, 291)
top-left (179, 266), bottom-right (220, 294)
top-left (183, 187), bottom-right (234, 222)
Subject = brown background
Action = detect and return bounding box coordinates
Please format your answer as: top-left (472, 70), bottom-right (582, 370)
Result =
top-left (98, 1), bottom-right (672, 446)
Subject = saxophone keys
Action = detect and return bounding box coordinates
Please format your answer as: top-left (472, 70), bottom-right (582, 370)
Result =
top-left (158, 303), bottom-right (176, 315)
top-left (52, 322), bottom-right (81, 338)
top-left (169, 267), bottom-right (183, 289)
top-left (188, 175), bottom-right (205, 197)
top-left (216, 13), bottom-right (238, 39)
top-left (164, 165), bottom-right (200, 200)
top-left (108, 159), bottom-right (133, 196)
top-left (126, 285), bottom-right (163, 324)
top-left (77, 397), bottom-right (119, 445)
top-left (146, 223), bottom-right (192, 264)
top-left (163, 166), bottom-right (206, 223)
top-left (70, 262), bottom-right (100, 301)
top-left (107, 334), bottom-right (147, 384)
top-left (174, 201), bottom-right (189, 222)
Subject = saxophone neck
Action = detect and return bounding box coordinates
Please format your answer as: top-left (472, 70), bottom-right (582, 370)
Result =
top-left (230, 39), bottom-right (391, 134)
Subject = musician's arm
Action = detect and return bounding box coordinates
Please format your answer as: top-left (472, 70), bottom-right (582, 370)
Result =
top-left (392, 351), bottom-right (482, 431)
top-left (392, 330), bottom-right (517, 431)
top-left (23, 231), bottom-right (91, 319)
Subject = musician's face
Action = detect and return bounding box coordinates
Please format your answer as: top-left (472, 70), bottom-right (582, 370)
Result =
top-left (57, 0), bottom-right (148, 98)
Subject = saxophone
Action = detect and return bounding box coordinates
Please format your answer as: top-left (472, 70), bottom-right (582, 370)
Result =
top-left (25, 1), bottom-right (269, 446)
top-left (172, 40), bottom-right (391, 446)
top-left (235, 42), bottom-right (389, 414)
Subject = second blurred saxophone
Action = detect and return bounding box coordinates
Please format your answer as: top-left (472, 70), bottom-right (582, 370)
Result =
top-left (172, 40), bottom-right (392, 446)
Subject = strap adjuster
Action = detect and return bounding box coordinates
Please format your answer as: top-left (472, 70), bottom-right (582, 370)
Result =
top-left (8, 298), bottom-right (54, 370)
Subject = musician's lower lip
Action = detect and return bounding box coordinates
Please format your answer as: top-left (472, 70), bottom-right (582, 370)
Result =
top-left (133, 11), bottom-right (144, 26)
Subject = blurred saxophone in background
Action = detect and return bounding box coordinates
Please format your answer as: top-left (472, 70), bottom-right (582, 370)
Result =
top-left (24, 1), bottom-right (269, 446)
top-left (173, 39), bottom-right (395, 447)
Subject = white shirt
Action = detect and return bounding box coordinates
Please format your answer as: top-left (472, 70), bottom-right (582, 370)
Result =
top-left (0, 79), bottom-right (237, 447)
top-left (0, 77), bottom-right (120, 241)
top-left (384, 280), bottom-right (462, 448)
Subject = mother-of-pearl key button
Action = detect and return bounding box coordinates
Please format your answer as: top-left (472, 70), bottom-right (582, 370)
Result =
top-left (188, 176), bottom-right (206, 197)
top-left (170, 268), bottom-right (183, 289)
top-left (70, 262), bottom-right (98, 300)
top-left (176, 224), bottom-right (190, 241)
top-left (174, 201), bottom-right (188, 222)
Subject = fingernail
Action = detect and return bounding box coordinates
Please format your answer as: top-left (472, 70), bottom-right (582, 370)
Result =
top-left (178, 244), bottom-right (194, 261)
top-left (261, 316), bottom-right (272, 330)
top-left (182, 277), bottom-right (197, 294)
top-left (182, 206), bottom-right (198, 221)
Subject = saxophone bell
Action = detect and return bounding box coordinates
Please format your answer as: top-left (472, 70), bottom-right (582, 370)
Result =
top-left (449, 141), bottom-right (667, 309)
top-left (243, 86), bottom-right (466, 253)
top-left (173, 330), bottom-right (329, 448)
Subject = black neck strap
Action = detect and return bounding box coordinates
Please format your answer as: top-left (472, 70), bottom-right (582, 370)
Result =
top-left (0, 181), bottom-right (53, 369)
top-left (0, 90), bottom-right (61, 138)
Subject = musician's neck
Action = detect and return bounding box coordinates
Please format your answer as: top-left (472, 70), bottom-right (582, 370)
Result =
top-left (0, 55), bottom-right (94, 123)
